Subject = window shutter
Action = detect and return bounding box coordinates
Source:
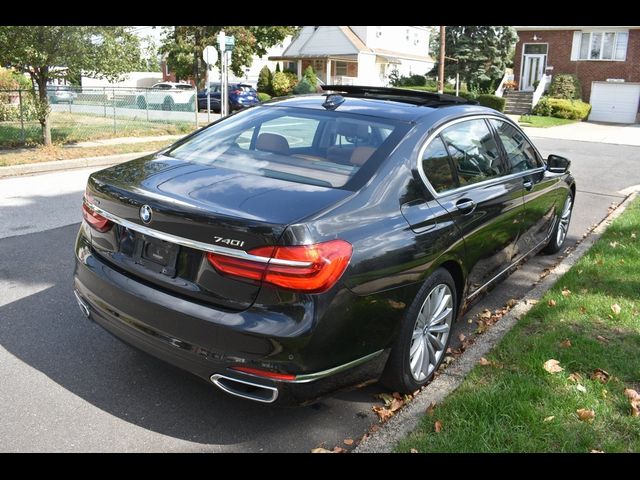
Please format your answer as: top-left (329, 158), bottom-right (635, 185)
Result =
top-left (570, 31), bottom-right (582, 60)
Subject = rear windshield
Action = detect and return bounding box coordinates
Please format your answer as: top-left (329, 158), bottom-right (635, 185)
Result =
top-left (166, 106), bottom-right (405, 189)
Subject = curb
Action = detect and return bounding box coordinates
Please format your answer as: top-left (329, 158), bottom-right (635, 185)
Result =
top-left (354, 190), bottom-right (638, 453)
top-left (0, 151), bottom-right (154, 179)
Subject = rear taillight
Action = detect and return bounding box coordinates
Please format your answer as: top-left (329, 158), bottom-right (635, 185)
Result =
top-left (230, 366), bottom-right (296, 381)
top-left (206, 240), bottom-right (352, 293)
top-left (231, 89), bottom-right (242, 95)
top-left (82, 202), bottom-right (113, 233)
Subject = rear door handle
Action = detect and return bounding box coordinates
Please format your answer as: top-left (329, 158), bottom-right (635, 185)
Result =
top-left (523, 179), bottom-right (533, 191)
top-left (456, 199), bottom-right (476, 214)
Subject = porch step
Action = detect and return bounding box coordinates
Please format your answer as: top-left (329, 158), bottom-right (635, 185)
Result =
top-left (504, 90), bottom-right (534, 115)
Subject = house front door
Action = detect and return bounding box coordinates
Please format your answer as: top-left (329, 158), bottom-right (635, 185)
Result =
top-left (522, 54), bottom-right (546, 91)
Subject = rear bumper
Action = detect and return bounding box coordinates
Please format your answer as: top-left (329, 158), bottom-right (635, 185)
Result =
top-left (73, 232), bottom-right (387, 405)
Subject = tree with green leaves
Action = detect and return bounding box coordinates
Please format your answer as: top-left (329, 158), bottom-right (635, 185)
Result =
top-left (257, 65), bottom-right (273, 95)
top-left (0, 26), bottom-right (142, 145)
top-left (430, 26), bottom-right (517, 92)
top-left (160, 26), bottom-right (297, 89)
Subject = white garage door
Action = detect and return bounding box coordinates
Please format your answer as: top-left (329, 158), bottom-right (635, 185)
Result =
top-left (589, 82), bottom-right (640, 124)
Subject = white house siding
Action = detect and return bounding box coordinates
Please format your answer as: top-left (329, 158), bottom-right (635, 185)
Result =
top-left (288, 26), bottom-right (360, 56)
top-left (355, 26), bottom-right (430, 57)
top-left (227, 36), bottom-right (293, 87)
top-left (395, 58), bottom-right (434, 78)
top-left (357, 52), bottom-right (383, 86)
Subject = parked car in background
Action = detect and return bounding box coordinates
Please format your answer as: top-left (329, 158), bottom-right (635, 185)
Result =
top-left (47, 85), bottom-right (78, 104)
top-left (197, 82), bottom-right (259, 112)
top-left (75, 86), bottom-right (575, 405)
top-left (136, 82), bottom-right (196, 111)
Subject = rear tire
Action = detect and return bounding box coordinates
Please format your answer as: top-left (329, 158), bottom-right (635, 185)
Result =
top-left (543, 191), bottom-right (574, 254)
top-left (380, 268), bottom-right (457, 393)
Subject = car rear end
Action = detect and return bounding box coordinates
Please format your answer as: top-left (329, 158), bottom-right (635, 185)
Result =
top-left (73, 101), bottom-right (407, 404)
top-left (229, 84), bottom-right (259, 110)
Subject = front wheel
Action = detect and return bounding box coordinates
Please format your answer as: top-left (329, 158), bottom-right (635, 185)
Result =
top-left (543, 191), bottom-right (574, 254)
top-left (381, 268), bottom-right (457, 393)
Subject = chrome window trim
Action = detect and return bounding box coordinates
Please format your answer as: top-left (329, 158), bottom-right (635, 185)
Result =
top-left (83, 201), bottom-right (313, 268)
top-left (416, 114), bottom-right (546, 199)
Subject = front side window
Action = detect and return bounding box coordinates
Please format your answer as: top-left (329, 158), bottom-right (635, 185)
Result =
top-left (578, 31), bottom-right (628, 60)
top-left (166, 107), bottom-right (403, 189)
top-left (490, 120), bottom-right (543, 173)
top-left (440, 119), bottom-right (505, 186)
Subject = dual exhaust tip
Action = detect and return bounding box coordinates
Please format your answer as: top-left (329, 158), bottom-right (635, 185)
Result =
top-left (210, 374), bottom-right (279, 403)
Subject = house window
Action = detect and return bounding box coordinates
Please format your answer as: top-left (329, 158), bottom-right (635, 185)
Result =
top-left (313, 59), bottom-right (324, 72)
top-left (335, 61), bottom-right (348, 76)
top-left (579, 31), bottom-right (628, 60)
top-left (524, 44), bottom-right (548, 55)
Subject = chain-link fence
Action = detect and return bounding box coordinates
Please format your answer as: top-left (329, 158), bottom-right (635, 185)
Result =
top-left (0, 86), bottom-right (200, 147)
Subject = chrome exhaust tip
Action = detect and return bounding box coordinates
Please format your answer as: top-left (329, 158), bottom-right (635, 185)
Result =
top-left (73, 290), bottom-right (91, 319)
top-left (210, 374), bottom-right (279, 403)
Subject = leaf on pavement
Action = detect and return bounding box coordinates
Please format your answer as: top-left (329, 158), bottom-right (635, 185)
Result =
top-left (372, 405), bottom-right (394, 422)
top-left (548, 299), bottom-right (557, 307)
top-left (527, 299), bottom-right (539, 305)
top-left (311, 447), bottom-right (333, 453)
top-left (332, 446), bottom-right (347, 453)
top-left (376, 392), bottom-right (394, 407)
top-left (590, 368), bottom-right (610, 384)
top-left (478, 357), bottom-right (492, 366)
top-left (343, 438), bottom-right (354, 446)
top-left (458, 333), bottom-right (466, 343)
top-left (560, 339), bottom-right (572, 348)
top-left (434, 420), bottom-right (442, 433)
top-left (543, 359), bottom-right (564, 374)
top-left (389, 398), bottom-right (404, 412)
top-left (479, 309), bottom-right (492, 320)
top-left (576, 408), bottom-right (595, 422)
top-left (568, 372), bottom-right (583, 383)
top-left (543, 416), bottom-right (555, 422)
top-left (506, 298), bottom-right (518, 308)
top-left (611, 304), bottom-right (621, 315)
top-left (561, 288), bottom-right (571, 297)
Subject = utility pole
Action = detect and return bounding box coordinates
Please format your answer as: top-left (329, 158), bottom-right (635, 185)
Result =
top-left (438, 26), bottom-right (446, 94)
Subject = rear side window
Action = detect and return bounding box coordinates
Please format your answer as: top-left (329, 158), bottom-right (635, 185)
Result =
top-left (421, 135), bottom-right (457, 193)
top-left (166, 107), bottom-right (403, 189)
top-left (440, 119), bottom-right (506, 186)
top-left (490, 119), bottom-right (544, 172)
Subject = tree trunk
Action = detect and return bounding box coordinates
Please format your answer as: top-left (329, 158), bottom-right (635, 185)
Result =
top-left (36, 76), bottom-right (52, 146)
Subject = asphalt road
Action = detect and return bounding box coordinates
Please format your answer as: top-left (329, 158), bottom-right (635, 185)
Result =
top-left (0, 138), bottom-right (638, 452)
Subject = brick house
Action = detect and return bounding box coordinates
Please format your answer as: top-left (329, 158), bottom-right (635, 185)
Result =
top-left (513, 26), bottom-right (640, 123)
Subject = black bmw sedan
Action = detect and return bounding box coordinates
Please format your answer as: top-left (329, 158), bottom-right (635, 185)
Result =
top-left (74, 86), bottom-right (575, 405)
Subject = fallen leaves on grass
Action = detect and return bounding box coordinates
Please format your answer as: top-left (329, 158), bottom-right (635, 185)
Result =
top-left (611, 304), bottom-right (621, 316)
top-left (543, 359), bottom-right (564, 374)
top-left (576, 384), bottom-right (587, 393)
top-left (478, 357), bottom-right (492, 366)
top-left (609, 241), bottom-right (619, 248)
top-left (372, 392), bottom-right (412, 422)
top-left (590, 449), bottom-right (605, 453)
top-left (576, 408), bottom-right (595, 422)
top-left (560, 339), bottom-right (572, 348)
top-left (590, 369), bottom-right (610, 384)
top-left (568, 372), bottom-right (583, 383)
top-left (561, 288), bottom-right (571, 297)
top-left (426, 401), bottom-right (436, 416)
top-left (579, 306), bottom-right (587, 314)
top-left (410, 448), bottom-right (419, 453)
top-left (543, 416), bottom-right (555, 422)
top-left (434, 420), bottom-right (442, 433)
top-left (547, 299), bottom-right (557, 307)
top-left (596, 335), bottom-right (609, 344)
top-left (624, 389), bottom-right (640, 417)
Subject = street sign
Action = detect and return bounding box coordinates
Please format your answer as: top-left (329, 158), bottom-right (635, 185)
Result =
top-left (203, 45), bottom-right (218, 66)
top-left (224, 36), bottom-right (235, 52)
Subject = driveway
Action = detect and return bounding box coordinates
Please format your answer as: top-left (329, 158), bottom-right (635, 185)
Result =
top-left (521, 120), bottom-right (640, 146)
top-left (0, 138), bottom-right (638, 452)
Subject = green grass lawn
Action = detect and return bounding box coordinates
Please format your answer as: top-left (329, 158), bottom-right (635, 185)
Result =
top-left (519, 115), bottom-right (578, 128)
top-left (0, 112), bottom-right (196, 147)
top-left (396, 198), bottom-right (640, 453)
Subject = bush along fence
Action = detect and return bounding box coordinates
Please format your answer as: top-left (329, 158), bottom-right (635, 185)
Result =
top-left (0, 86), bottom-right (199, 148)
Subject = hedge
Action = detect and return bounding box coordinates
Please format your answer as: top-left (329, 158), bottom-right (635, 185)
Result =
top-left (533, 96), bottom-right (591, 120)
top-left (257, 92), bottom-right (271, 102)
top-left (476, 94), bottom-right (506, 112)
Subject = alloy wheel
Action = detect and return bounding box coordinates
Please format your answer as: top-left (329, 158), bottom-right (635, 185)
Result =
top-left (556, 194), bottom-right (573, 247)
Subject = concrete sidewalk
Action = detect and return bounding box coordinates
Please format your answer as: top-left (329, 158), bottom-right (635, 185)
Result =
top-left (520, 120), bottom-right (640, 147)
top-left (66, 134), bottom-right (185, 148)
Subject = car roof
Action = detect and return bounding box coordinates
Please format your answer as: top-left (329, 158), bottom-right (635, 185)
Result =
top-left (262, 93), bottom-right (497, 123)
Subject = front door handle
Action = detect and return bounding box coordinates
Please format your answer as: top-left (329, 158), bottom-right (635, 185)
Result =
top-left (523, 179), bottom-right (534, 191)
top-left (456, 199), bottom-right (476, 214)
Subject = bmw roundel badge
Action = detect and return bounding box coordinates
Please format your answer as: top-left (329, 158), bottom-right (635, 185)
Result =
top-left (139, 204), bottom-right (153, 224)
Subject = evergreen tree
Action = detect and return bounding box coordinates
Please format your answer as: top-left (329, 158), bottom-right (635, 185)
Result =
top-left (257, 65), bottom-right (273, 95)
top-left (303, 65), bottom-right (317, 88)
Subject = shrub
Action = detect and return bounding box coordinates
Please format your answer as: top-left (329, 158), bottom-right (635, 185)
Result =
top-left (271, 71), bottom-right (296, 97)
top-left (257, 92), bottom-right (271, 102)
top-left (476, 94), bottom-right (506, 112)
top-left (532, 96), bottom-right (553, 116)
top-left (257, 66), bottom-right (273, 95)
top-left (303, 65), bottom-right (317, 89)
top-left (547, 98), bottom-right (591, 120)
top-left (548, 74), bottom-right (582, 100)
top-left (293, 78), bottom-right (315, 94)
top-left (393, 74), bottom-right (428, 87)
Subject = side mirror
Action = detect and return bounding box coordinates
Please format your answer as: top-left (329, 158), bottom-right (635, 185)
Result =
top-left (547, 154), bottom-right (571, 174)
